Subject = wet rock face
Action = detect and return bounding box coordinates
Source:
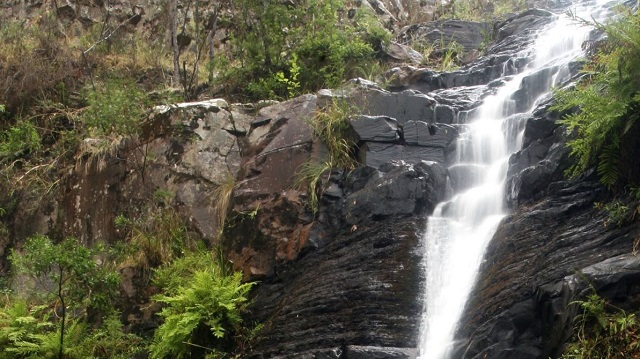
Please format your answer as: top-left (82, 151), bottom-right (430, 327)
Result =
top-left (454, 175), bottom-right (640, 359)
top-left (234, 8), bottom-right (589, 357)
top-left (246, 216), bottom-right (425, 359)
top-left (389, 8), bottom-right (555, 95)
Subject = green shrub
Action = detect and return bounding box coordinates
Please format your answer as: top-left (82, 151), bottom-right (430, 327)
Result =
top-left (149, 249), bottom-right (256, 359)
top-left (119, 206), bottom-right (196, 272)
top-left (0, 9), bottom-right (79, 116)
top-left (0, 120), bottom-right (41, 158)
top-left (562, 293), bottom-right (640, 358)
top-left (5, 236), bottom-right (132, 359)
top-left (221, 0), bottom-right (386, 100)
top-left (82, 78), bottom-right (148, 136)
top-left (552, 7), bottom-right (640, 189)
top-left (311, 100), bottom-right (358, 169)
top-left (0, 300), bottom-right (143, 359)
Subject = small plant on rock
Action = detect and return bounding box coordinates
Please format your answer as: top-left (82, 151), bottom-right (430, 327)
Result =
top-left (562, 293), bottom-right (640, 358)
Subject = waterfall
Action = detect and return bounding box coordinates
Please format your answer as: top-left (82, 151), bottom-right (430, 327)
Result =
top-left (417, 1), bottom-right (613, 357)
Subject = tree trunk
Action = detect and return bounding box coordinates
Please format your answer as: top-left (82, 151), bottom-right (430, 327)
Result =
top-left (207, 1), bottom-right (219, 85)
top-left (170, 0), bottom-right (181, 86)
top-left (57, 265), bottom-right (65, 359)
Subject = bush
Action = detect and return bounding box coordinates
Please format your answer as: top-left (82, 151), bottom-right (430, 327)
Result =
top-left (149, 249), bottom-right (256, 359)
top-left (552, 7), bottom-right (640, 189)
top-left (0, 9), bottom-right (79, 117)
top-left (220, 0), bottom-right (388, 100)
top-left (82, 78), bottom-right (148, 136)
top-left (4, 236), bottom-right (136, 359)
top-left (0, 120), bottom-right (41, 158)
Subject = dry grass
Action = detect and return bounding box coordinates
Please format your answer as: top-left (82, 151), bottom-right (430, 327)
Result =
top-left (212, 173), bottom-right (236, 234)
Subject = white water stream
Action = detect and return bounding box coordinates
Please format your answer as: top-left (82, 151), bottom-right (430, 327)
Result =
top-left (418, 1), bottom-right (614, 357)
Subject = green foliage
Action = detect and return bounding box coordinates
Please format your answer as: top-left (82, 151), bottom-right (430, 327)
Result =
top-left (119, 205), bottom-right (196, 272)
top-left (295, 100), bottom-right (357, 214)
top-left (212, 174), bottom-right (236, 235)
top-left (0, 120), bottom-right (41, 158)
top-left (295, 160), bottom-right (334, 215)
top-left (149, 249), bottom-right (256, 359)
top-left (3, 236), bottom-right (138, 359)
top-left (67, 313), bottom-right (144, 359)
top-left (562, 293), bottom-right (640, 358)
top-left (311, 100), bottom-right (357, 169)
top-left (601, 200), bottom-right (632, 227)
top-left (0, 8), bottom-right (79, 116)
top-left (438, 40), bottom-right (462, 71)
top-left (552, 8), bottom-right (640, 189)
top-left (440, 0), bottom-right (526, 21)
top-left (0, 300), bottom-right (143, 359)
top-left (10, 236), bottom-right (120, 314)
top-left (222, 0), bottom-right (386, 100)
top-left (275, 54), bottom-right (302, 99)
top-left (82, 78), bottom-right (148, 136)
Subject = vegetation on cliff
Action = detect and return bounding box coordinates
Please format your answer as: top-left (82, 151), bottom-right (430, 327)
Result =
top-left (553, 7), bottom-right (640, 358)
top-left (553, 6), bottom-right (640, 190)
top-left (0, 0), bottom-right (551, 357)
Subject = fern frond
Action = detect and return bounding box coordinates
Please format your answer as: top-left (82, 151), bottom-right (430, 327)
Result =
top-left (597, 140), bottom-right (621, 189)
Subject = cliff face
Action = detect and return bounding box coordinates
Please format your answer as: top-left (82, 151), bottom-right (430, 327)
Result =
top-left (3, 1), bottom-right (640, 358)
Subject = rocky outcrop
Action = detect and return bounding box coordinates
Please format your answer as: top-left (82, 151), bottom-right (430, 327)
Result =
top-left (397, 20), bottom-right (492, 56)
top-left (231, 7), bottom-right (600, 357)
top-left (454, 172), bottom-right (640, 359)
top-left (4, 3), bottom-right (630, 358)
top-left (246, 215), bottom-right (425, 358)
top-left (451, 16), bottom-right (640, 356)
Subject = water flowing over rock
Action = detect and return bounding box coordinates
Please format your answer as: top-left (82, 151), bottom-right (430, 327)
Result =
top-left (454, 174), bottom-right (639, 359)
top-left (5, 1), bottom-right (639, 357)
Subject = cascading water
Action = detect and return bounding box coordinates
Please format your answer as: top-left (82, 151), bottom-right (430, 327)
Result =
top-left (418, 1), bottom-right (614, 357)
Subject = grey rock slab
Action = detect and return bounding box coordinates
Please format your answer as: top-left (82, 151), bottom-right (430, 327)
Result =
top-left (346, 346), bottom-right (417, 359)
top-left (403, 121), bottom-right (458, 148)
top-left (383, 40), bottom-right (424, 64)
top-left (361, 143), bottom-right (445, 168)
top-left (397, 20), bottom-right (492, 54)
top-left (350, 115), bottom-right (400, 142)
top-left (248, 94), bottom-right (316, 147)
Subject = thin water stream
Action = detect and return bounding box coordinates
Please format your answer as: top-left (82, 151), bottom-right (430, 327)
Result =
top-left (418, 1), bottom-right (614, 357)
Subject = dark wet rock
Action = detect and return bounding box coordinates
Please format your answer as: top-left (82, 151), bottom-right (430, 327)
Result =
top-left (455, 176), bottom-right (640, 359)
top-left (404, 121), bottom-right (458, 147)
top-left (361, 89), bottom-right (437, 125)
top-left (432, 85), bottom-right (488, 113)
top-left (350, 115), bottom-right (400, 142)
top-left (510, 66), bottom-right (556, 113)
top-left (346, 345), bottom-right (417, 359)
top-left (390, 10), bottom-right (555, 94)
top-left (246, 216), bottom-right (424, 358)
top-left (343, 161), bottom-right (446, 224)
top-left (536, 254), bottom-right (640, 359)
top-left (494, 9), bottom-right (555, 41)
top-left (434, 104), bottom-right (456, 124)
top-left (319, 86), bottom-right (436, 126)
top-left (448, 163), bottom-right (485, 192)
top-left (505, 94), bottom-right (572, 208)
top-left (360, 142), bottom-right (445, 168)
